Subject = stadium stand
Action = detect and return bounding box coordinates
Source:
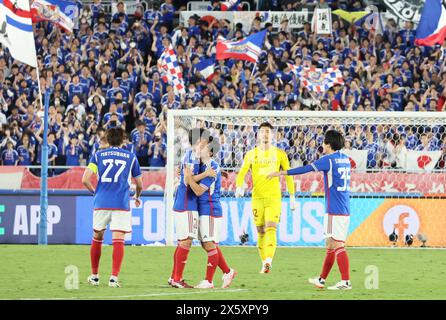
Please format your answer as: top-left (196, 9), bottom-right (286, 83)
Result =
top-left (0, 0), bottom-right (445, 172)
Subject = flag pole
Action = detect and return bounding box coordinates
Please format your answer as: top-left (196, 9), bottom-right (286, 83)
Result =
top-left (36, 66), bottom-right (49, 246)
top-left (244, 63), bottom-right (256, 103)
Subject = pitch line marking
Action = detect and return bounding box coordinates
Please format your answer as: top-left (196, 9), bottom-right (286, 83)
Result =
top-left (18, 288), bottom-right (249, 300)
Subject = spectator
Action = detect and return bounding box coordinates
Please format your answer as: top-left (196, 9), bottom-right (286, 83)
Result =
top-left (1, 141), bottom-right (18, 165)
top-left (17, 134), bottom-right (34, 165)
top-left (132, 120), bottom-right (152, 166)
top-left (65, 136), bottom-right (83, 166)
top-left (35, 132), bottom-right (58, 167)
top-left (148, 131), bottom-right (167, 167)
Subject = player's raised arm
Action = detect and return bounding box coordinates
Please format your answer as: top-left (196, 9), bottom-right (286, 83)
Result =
top-left (268, 156), bottom-right (330, 178)
top-left (267, 164), bottom-right (314, 178)
top-left (235, 150), bottom-right (252, 197)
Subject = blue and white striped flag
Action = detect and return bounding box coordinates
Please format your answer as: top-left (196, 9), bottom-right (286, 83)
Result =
top-left (196, 58), bottom-right (216, 82)
top-left (0, 0), bottom-right (37, 67)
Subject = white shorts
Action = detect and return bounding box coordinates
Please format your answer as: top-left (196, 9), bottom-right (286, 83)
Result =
top-left (323, 214), bottom-right (350, 242)
top-left (93, 210), bottom-right (132, 233)
top-left (174, 210), bottom-right (198, 240)
top-left (198, 215), bottom-right (222, 243)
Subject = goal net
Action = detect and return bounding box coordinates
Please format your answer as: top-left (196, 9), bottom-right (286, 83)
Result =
top-left (166, 110), bottom-right (446, 248)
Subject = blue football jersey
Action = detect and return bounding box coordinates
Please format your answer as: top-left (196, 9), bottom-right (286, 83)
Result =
top-left (173, 149), bottom-right (200, 211)
top-left (197, 160), bottom-right (222, 217)
top-left (88, 147), bottom-right (142, 211)
top-left (311, 151), bottom-right (351, 215)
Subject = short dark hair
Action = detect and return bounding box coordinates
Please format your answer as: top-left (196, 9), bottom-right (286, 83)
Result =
top-left (207, 138), bottom-right (220, 158)
top-left (136, 120), bottom-right (146, 127)
top-left (258, 122), bottom-right (274, 130)
top-left (188, 128), bottom-right (210, 146)
top-left (107, 127), bottom-right (124, 146)
top-left (324, 130), bottom-right (345, 151)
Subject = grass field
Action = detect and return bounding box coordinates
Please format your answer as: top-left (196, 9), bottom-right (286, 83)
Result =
top-left (1, 245), bottom-right (445, 300)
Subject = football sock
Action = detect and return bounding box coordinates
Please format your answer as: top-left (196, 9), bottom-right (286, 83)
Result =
top-left (264, 227), bottom-right (277, 260)
top-left (335, 247), bottom-right (350, 281)
top-left (320, 248), bottom-right (336, 280)
top-left (216, 246), bottom-right (230, 274)
top-left (174, 244), bottom-right (190, 282)
top-left (170, 246), bottom-right (179, 279)
top-left (205, 249), bottom-right (219, 283)
top-left (111, 239), bottom-right (125, 277)
top-left (90, 238), bottom-right (102, 275)
top-left (257, 232), bottom-right (266, 261)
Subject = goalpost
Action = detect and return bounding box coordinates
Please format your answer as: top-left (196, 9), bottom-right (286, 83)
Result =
top-left (166, 110), bottom-right (446, 247)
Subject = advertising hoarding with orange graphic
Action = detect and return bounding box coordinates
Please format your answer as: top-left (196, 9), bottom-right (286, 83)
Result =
top-left (347, 199), bottom-right (446, 247)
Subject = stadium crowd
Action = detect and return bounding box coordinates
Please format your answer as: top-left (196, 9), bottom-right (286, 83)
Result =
top-left (0, 0), bottom-right (445, 171)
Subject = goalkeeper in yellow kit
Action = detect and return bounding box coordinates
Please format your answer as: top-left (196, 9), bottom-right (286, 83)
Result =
top-left (235, 122), bottom-right (296, 273)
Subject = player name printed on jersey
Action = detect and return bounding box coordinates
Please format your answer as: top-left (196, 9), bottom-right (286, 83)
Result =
top-left (99, 150), bottom-right (131, 159)
top-left (334, 158), bottom-right (350, 164)
top-left (88, 146), bottom-right (142, 211)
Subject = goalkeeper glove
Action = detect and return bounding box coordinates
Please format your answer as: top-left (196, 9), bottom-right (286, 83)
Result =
top-left (235, 187), bottom-right (245, 198)
top-left (289, 195), bottom-right (297, 210)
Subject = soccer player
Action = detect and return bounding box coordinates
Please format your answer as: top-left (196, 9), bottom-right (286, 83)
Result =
top-left (169, 128), bottom-right (215, 288)
top-left (82, 127), bottom-right (143, 288)
top-left (184, 137), bottom-right (237, 289)
top-left (268, 130), bottom-right (352, 290)
top-left (235, 122), bottom-right (296, 273)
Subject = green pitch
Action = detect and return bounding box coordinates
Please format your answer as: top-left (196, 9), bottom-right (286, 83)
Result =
top-left (1, 245), bottom-right (445, 300)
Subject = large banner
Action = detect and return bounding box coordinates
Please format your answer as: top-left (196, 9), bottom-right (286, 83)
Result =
top-left (2, 194), bottom-right (445, 247)
top-left (406, 150), bottom-right (442, 172)
top-left (3, 166), bottom-right (446, 194)
top-left (342, 149), bottom-right (368, 171)
top-left (180, 11), bottom-right (310, 34)
top-left (0, 196), bottom-right (76, 243)
top-left (312, 8), bottom-right (332, 34)
top-left (381, 0), bottom-right (424, 23)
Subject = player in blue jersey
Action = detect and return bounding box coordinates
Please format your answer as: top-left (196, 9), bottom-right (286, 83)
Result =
top-left (268, 130), bottom-right (352, 290)
top-left (184, 137), bottom-right (237, 289)
top-left (169, 128), bottom-right (217, 288)
top-left (82, 127), bottom-right (143, 288)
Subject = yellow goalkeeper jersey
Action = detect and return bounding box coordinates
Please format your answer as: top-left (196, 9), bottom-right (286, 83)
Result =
top-left (236, 146), bottom-right (295, 199)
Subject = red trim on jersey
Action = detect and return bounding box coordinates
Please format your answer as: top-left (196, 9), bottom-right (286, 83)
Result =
top-left (94, 208), bottom-right (131, 212)
top-left (331, 237), bottom-right (345, 243)
top-left (93, 228), bottom-right (107, 232)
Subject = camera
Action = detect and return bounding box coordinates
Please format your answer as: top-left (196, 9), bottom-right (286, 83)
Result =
top-left (110, 120), bottom-right (117, 127)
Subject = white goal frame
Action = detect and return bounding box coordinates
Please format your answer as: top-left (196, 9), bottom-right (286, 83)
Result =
top-left (165, 109), bottom-right (446, 246)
